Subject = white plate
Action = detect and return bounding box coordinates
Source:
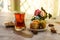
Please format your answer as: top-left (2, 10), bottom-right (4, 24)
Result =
top-left (28, 28), bottom-right (47, 32)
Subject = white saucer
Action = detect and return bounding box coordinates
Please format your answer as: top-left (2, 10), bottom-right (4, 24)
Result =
top-left (28, 28), bottom-right (47, 32)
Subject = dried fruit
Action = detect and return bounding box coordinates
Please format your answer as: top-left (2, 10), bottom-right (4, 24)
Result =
top-left (48, 24), bottom-right (54, 27)
top-left (31, 30), bottom-right (38, 34)
top-left (50, 27), bottom-right (56, 33)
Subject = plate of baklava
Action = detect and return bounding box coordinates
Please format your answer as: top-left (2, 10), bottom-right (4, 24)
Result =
top-left (29, 20), bottom-right (47, 32)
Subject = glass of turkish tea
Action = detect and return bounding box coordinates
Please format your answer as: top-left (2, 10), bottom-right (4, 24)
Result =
top-left (15, 12), bottom-right (26, 31)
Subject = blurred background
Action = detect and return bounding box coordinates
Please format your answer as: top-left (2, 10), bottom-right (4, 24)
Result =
top-left (0, 0), bottom-right (60, 25)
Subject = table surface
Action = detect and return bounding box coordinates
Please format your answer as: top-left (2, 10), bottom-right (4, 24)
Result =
top-left (0, 25), bottom-right (60, 40)
top-left (0, 16), bottom-right (60, 40)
